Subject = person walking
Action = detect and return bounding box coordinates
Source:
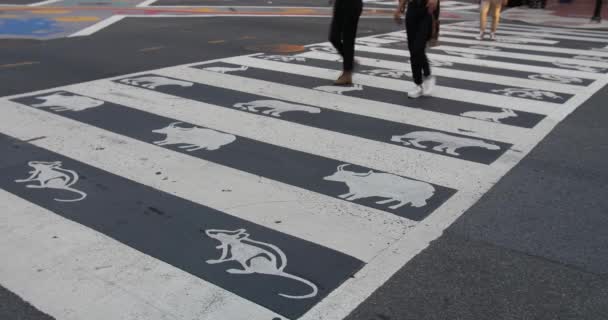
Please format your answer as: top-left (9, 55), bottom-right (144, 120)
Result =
top-left (394, 0), bottom-right (438, 98)
top-left (329, 0), bottom-right (363, 85)
top-left (477, 0), bottom-right (508, 40)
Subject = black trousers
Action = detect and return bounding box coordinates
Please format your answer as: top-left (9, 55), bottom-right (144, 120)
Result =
top-left (329, 0), bottom-right (363, 71)
top-left (406, 5), bottom-right (433, 85)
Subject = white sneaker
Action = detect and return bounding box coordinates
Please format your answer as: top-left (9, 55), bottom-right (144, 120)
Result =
top-left (408, 85), bottom-right (423, 98)
top-left (475, 32), bottom-right (484, 40)
top-left (422, 75), bottom-right (436, 96)
top-left (490, 32), bottom-right (497, 41)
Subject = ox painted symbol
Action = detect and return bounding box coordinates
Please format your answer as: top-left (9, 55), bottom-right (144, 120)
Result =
top-left (362, 69), bottom-right (411, 79)
top-left (469, 45), bottom-right (502, 51)
top-left (390, 131), bottom-right (501, 156)
top-left (308, 46), bottom-right (338, 54)
top-left (202, 65), bottom-right (249, 74)
top-left (324, 164), bottom-right (435, 209)
top-left (259, 55), bottom-right (306, 63)
top-left (552, 62), bottom-right (604, 73)
top-left (120, 76), bottom-right (194, 89)
top-left (152, 122), bottom-right (236, 151)
top-left (205, 229), bottom-right (318, 300)
top-left (572, 55), bottom-right (608, 62)
top-left (15, 161), bottom-right (87, 202)
top-left (233, 100), bottom-right (321, 117)
top-left (491, 88), bottom-right (563, 100)
top-left (460, 108), bottom-right (518, 123)
top-left (31, 92), bottom-right (104, 112)
top-left (528, 74), bottom-right (584, 84)
top-left (443, 50), bottom-right (486, 59)
top-left (314, 84), bottom-right (363, 95)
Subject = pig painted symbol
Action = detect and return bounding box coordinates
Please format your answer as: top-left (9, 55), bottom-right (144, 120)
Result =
top-left (120, 76), bottom-right (194, 89)
top-left (233, 100), bottom-right (321, 117)
top-left (205, 229), bottom-right (318, 300)
top-left (31, 92), bottom-right (104, 112)
top-left (152, 122), bottom-right (236, 151)
top-left (391, 131), bottom-right (501, 156)
top-left (15, 161), bottom-right (87, 202)
top-left (324, 164), bottom-right (435, 209)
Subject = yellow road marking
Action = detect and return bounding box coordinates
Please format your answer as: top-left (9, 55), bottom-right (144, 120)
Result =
top-left (0, 61), bottom-right (40, 69)
top-left (54, 16), bottom-right (100, 22)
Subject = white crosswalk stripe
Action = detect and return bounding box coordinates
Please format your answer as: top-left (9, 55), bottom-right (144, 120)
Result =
top-left (1, 22), bottom-right (607, 320)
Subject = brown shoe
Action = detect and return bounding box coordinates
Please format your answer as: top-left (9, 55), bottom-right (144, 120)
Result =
top-left (334, 71), bottom-right (352, 85)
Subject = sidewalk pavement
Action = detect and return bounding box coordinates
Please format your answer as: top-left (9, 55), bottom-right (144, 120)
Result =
top-left (503, 0), bottom-right (608, 29)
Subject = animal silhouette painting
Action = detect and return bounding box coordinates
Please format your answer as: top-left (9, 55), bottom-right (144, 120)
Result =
top-left (259, 55), bottom-right (306, 63)
top-left (460, 108), bottom-right (518, 123)
top-left (205, 229), bottom-right (318, 300)
top-left (491, 88), bottom-right (563, 100)
top-left (120, 76), bottom-right (193, 89)
top-left (152, 122), bottom-right (236, 151)
top-left (552, 62), bottom-right (603, 73)
top-left (443, 50), bottom-right (486, 59)
top-left (324, 164), bottom-right (435, 209)
top-left (309, 46), bottom-right (338, 54)
top-left (362, 69), bottom-right (411, 79)
top-left (528, 74), bottom-right (583, 84)
top-left (202, 65), bottom-right (249, 74)
top-left (233, 100), bottom-right (321, 117)
top-left (391, 131), bottom-right (500, 156)
top-left (314, 84), bottom-right (363, 95)
top-left (15, 161), bottom-right (87, 202)
top-left (32, 92), bottom-right (104, 112)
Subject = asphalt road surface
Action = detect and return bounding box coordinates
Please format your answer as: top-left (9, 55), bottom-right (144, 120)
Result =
top-left (1, 3), bottom-right (608, 320)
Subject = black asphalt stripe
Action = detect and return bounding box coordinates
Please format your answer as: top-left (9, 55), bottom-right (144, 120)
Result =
top-left (12, 92), bottom-right (456, 221)
top-left (255, 52), bottom-right (574, 103)
top-left (193, 60), bottom-right (545, 129)
top-left (113, 71), bottom-right (510, 164)
top-left (318, 44), bottom-right (598, 86)
top-left (0, 133), bottom-right (363, 319)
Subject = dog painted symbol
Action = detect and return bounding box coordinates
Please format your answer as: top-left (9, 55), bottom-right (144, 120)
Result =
top-left (15, 161), bottom-right (87, 202)
top-left (202, 66), bottom-right (249, 74)
top-left (491, 88), bottom-right (563, 100)
top-left (362, 69), bottom-right (411, 78)
top-left (460, 108), bottom-right (518, 123)
top-left (324, 164), bottom-right (435, 209)
top-left (205, 229), bottom-right (318, 300)
top-left (528, 74), bottom-right (583, 84)
top-left (31, 92), bottom-right (104, 112)
top-left (259, 55), bottom-right (306, 63)
top-left (314, 84), bottom-right (363, 95)
top-left (391, 131), bottom-right (500, 156)
top-left (119, 76), bottom-right (194, 89)
top-left (233, 100), bottom-right (321, 117)
top-left (152, 122), bottom-right (236, 151)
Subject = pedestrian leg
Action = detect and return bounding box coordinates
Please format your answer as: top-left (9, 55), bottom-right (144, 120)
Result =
top-left (329, 0), bottom-right (345, 57)
top-left (479, 0), bottom-right (490, 39)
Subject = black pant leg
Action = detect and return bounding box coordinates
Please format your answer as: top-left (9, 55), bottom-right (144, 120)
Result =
top-left (341, 0), bottom-right (362, 71)
top-left (329, 0), bottom-right (345, 57)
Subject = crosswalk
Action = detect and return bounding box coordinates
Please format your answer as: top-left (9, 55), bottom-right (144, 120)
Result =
top-left (1, 20), bottom-right (607, 320)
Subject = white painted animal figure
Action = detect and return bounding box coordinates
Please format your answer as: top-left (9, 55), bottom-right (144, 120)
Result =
top-left (259, 55), bottom-right (306, 62)
top-left (205, 229), bottom-right (318, 300)
top-left (233, 100), bottom-right (321, 117)
top-left (429, 59), bottom-right (454, 67)
top-left (32, 92), bottom-right (104, 112)
top-left (528, 74), bottom-right (583, 84)
top-left (202, 65), bottom-right (249, 74)
top-left (443, 50), bottom-right (486, 59)
top-left (460, 108), bottom-right (518, 123)
top-left (355, 40), bottom-right (382, 47)
top-left (469, 45), bottom-right (502, 51)
top-left (491, 88), bottom-right (563, 100)
top-left (362, 69), bottom-right (411, 78)
top-left (323, 164), bottom-right (435, 209)
top-left (496, 38), bottom-right (525, 44)
top-left (378, 35), bottom-right (405, 42)
top-left (152, 122), bottom-right (236, 151)
top-left (314, 84), bottom-right (363, 95)
top-left (552, 62), bottom-right (602, 73)
top-left (15, 161), bottom-right (87, 202)
top-left (120, 76), bottom-right (193, 89)
top-left (309, 46), bottom-right (338, 53)
top-left (390, 131), bottom-right (500, 156)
